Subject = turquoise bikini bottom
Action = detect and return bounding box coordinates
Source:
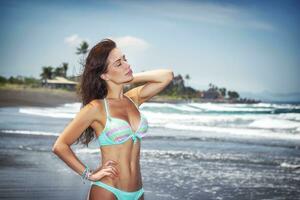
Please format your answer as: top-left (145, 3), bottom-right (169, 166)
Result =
top-left (90, 180), bottom-right (144, 200)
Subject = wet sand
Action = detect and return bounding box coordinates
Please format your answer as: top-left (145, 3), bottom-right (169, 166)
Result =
top-left (0, 132), bottom-right (89, 200)
top-left (0, 88), bottom-right (79, 107)
top-left (0, 132), bottom-right (160, 200)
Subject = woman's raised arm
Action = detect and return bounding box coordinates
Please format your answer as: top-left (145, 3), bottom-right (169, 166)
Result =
top-left (125, 69), bottom-right (174, 105)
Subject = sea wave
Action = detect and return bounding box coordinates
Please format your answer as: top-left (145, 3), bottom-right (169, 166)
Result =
top-left (74, 148), bottom-right (295, 168)
top-left (249, 118), bottom-right (300, 129)
top-left (0, 129), bottom-right (59, 136)
top-left (156, 123), bottom-right (300, 141)
top-left (280, 162), bottom-right (300, 170)
top-left (18, 102), bottom-right (300, 119)
top-left (19, 107), bottom-right (76, 118)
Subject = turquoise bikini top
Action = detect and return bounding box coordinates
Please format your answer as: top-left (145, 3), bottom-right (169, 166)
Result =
top-left (97, 95), bottom-right (149, 147)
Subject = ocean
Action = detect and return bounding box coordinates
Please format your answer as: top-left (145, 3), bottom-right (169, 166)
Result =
top-left (0, 101), bottom-right (300, 200)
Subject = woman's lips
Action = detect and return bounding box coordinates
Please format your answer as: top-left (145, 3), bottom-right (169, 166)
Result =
top-left (126, 69), bottom-right (132, 75)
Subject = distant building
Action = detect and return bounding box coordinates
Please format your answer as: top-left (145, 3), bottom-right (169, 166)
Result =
top-left (68, 75), bottom-right (81, 82)
top-left (41, 76), bottom-right (78, 90)
top-left (202, 88), bottom-right (222, 99)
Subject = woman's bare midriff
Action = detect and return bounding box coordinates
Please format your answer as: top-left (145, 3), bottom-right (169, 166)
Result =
top-left (99, 139), bottom-right (143, 192)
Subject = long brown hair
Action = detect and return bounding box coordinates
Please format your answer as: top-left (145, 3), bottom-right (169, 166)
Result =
top-left (76, 38), bottom-right (116, 146)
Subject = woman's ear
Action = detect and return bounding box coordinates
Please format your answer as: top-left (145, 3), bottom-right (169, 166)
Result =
top-left (100, 74), bottom-right (109, 81)
top-left (100, 74), bottom-right (105, 80)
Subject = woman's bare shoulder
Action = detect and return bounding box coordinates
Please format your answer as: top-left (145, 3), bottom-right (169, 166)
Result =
top-left (88, 99), bottom-right (105, 112)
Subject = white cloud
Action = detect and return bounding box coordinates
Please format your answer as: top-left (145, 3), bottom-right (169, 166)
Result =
top-left (105, 36), bottom-right (150, 70)
top-left (109, 36), bottom-right (150, 51)
top-left (64, 34), bottom-right (90, 47)
top-left (114, 0), bottom-right (275, 32)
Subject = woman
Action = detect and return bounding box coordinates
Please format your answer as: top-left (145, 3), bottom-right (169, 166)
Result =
top-left (52, 38), bottom-right (174, 200)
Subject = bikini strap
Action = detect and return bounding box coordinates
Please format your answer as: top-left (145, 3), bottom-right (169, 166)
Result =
top-left (103, 98), bottom-right (110, 117)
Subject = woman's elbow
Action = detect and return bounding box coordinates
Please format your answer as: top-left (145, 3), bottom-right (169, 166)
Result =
top-left (52, 141), bottom-right (65, 154)
top-left (52, 142), bottom-right (60, 154)
top-left (166, 69), bottom-right (174, 82)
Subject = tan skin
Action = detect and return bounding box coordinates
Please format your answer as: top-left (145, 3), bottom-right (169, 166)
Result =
top-left (52, 47), bottom-right (174, 200)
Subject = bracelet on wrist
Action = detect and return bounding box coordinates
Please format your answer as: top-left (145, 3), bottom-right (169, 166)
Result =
top-left (81, 164), bottom-right (93, 184)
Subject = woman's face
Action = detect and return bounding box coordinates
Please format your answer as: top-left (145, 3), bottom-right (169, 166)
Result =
top-left (101, 48), bottom-right (133, 84)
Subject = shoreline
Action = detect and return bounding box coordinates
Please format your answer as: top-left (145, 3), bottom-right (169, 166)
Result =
top-left (0, 86), bottom-right (260, 108)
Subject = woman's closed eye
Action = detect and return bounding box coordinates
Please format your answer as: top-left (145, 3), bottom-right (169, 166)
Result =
top-left (116, 57), bottom-right (127, 67)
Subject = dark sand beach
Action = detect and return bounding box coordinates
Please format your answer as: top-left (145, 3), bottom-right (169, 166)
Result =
top-left (0, 86), bottom-right (179, 107)
top-left (0, 132), bottom-right (158, 200)
top-left (0, 133), bottom-right (90, 200)
top-left (0, 87), bottom-right (80, 107)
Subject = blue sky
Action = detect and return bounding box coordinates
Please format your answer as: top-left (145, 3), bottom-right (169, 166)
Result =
top-left (1, 0), bottom-right (299, 100)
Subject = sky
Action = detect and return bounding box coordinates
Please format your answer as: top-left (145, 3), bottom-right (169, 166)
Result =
top-left (0, 0), bottom-right (300, 100)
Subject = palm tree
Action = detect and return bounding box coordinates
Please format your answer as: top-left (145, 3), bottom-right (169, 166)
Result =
top-left (76, 41), bottom-right (89, 73)
top-left (54, 67), bottom-right (65, 77)
top-left (209, 83), bottom-right (216, 90)
top-left (185, 74), bottom-right (190, 87)
top-left (40, 66), bottom-right (53, 80)
top-left (76, 41), bottom-right (89, 55)
top-left (219, 87), bottom-right (227, 97)
top-left (62, 62), bottom-right (68, 78)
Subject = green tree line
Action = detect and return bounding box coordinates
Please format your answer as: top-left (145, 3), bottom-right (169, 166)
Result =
top-left (1, 40), bottom-right (244, 101)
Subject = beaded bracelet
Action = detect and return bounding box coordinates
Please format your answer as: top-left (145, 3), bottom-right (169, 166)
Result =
top-left (81, 164), bottom-right (92, 184)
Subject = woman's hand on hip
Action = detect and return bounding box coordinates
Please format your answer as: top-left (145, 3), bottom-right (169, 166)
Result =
top-left (89, 160), bottom-right (119, 181)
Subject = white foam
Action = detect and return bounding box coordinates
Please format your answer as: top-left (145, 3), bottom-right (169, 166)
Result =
top-left (143, 110), bottom-right (300, 133)
top-left (142, 101), bottom-right (300, 112)
top-left (188, 102), bottom-right (273, 112)
top-left (249, 118), bottom-right (300, 129)
top-left (254, 103), bottom-right (300, 109)
top-left (63, 102), bottom-right (82, 108)
top-left (280, 162), bottom-right (300, 169)
top-left (157, 123), bottom-right (300, 141)
top-left (143, 102), bottom-right (273, 112)
top-left (75, 148), bottom-right (100, 154)
top-left (19, 105), bottom-right (78, 118)
top-left (277, 113), bottom-right (300, 121)
top-left (141, 102), bottom-right (200, 112)
top-left (1, 129), bottom-right (59, 136)
top-left (143, 111), bottom-right (267, 126)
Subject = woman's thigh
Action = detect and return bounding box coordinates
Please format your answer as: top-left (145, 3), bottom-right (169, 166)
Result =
top-left (88, 185), bottom-right (116, 200)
